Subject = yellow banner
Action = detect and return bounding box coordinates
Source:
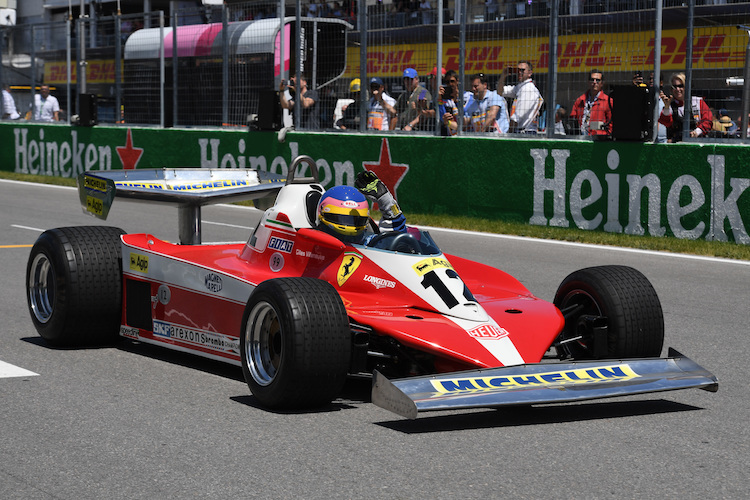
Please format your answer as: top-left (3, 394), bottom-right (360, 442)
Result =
top-left (44, 60), bottom-right (123, 85)
top-left (345, 26), bottom-right (745, 78)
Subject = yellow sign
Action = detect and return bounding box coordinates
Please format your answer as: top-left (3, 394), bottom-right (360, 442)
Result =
top-left (346, 26), bottom-right (745, 77)
top-left (129, 253), bottom-right (149, 273)
top-left (337, 251), bottom-right (362, 287)
top-left (44, 59), bottom-right (123, 85)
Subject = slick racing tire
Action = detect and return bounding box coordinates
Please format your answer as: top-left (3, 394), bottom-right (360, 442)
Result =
top-left (553, 265), bottom-right (664, 359)
top-left (26, 226), bottom-right (126, 347)
top-left (240, 277), bottom-right (351, 409)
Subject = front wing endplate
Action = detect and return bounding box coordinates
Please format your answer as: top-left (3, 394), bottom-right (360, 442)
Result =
top-left (371, 348), bottom-right (718, 419)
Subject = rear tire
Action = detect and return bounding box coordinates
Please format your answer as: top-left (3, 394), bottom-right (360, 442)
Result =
top-left (26, 226), bottom-right (126, 347)
top-left (553, 265), bottom-right (664, 359)
top-left (240, 277), bottom-right (351, 409)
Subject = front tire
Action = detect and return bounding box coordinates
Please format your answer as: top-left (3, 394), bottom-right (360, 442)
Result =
top-left (553, 265), bottom-right (664, 359)
top-left (240, 277), bottom-right (351, 409)
top-left (26, 226), bottom-right (126, 347)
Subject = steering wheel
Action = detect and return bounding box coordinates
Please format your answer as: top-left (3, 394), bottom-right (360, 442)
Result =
top-left (367, 231), bottom-right (421, 254)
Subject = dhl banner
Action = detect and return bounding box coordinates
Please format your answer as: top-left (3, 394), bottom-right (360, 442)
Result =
top-left (44, 60), bottom-right (123, 85)
top-left (345, 26), bottom-right (746, 78)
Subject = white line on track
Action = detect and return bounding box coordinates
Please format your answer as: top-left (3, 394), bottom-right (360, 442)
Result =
top-left (0, 360), bottom-right (38, 379)
top-left (4, 179), bottom-right (748, 267)
top-left (11, 224), bottom-right (45, 232)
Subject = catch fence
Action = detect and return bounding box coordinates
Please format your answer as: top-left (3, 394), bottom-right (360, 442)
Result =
top-left (1, 0), bottom-right (749, 141)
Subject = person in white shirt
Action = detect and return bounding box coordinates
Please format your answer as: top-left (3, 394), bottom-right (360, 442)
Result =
top-left (33, 84), bottom-right (60, 122)
top-left (498, 61), bottom-right (544, 133)
top-left (366, 77), bottom-right (397, 131)
top-left (2, 84), bottom-right (21, 120)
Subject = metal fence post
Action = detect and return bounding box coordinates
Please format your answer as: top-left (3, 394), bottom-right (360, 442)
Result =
top-left (545, 0), bottom-right (559, 139)
top-left (652, 0), bottom-right (663, 142)
top-left (358, 0), bottom-right (367, 132)
top-left (222, 3), bottom-right (229, 126)
top-left (435, 0), bottom-right (443, 136)
top-left (741, 25), bottom-right (750, 140)
top-left (683, 0), bottom-right (695, 141)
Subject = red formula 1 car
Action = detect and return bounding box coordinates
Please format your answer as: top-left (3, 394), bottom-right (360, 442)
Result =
top-left (26, 157), bottom-right (717, 419)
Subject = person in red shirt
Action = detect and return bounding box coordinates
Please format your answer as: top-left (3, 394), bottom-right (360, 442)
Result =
top-left (658, 72), bottom-right (713, 142)
top-left (570, 70), bottom-right (612, 136)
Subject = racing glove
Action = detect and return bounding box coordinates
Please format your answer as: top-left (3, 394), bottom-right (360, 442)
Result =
top-left (355, 170), bottom-right (406, 233)
top-left (355, 170), bottom-right (402, 221)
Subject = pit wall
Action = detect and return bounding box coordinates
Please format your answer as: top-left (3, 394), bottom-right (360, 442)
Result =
top-left (2, 122), bottom-right (748, 244)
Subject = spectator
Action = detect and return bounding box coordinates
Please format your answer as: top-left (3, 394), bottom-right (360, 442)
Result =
top-left (464, 72), bottom-right (509, 134)
top-left (499, 61), bottom-right (544, 133)
top-left (716, 109), bottom-right (738, 137)
top-left (280, 74), bottom-right (319, 129)
top-left (437, 69), bottom-right (462, 136)
top-left (334, 78), bottom-right (361, 129)
top-left (396, 68), bottom-right (431, 131)
top-left (658, 72), bottom-right (713, 142)
top-left (485, 0), bottom-right (499, 20)
top-left (2, 84), bottom-right (20, 120)
top-left (32, 84), bottom-right (60, 122)
top-left (554, 105), bottom-right (567, 135)
top-left (570, 70), bottom-right (612, 137)
top-left (632, 70), bottom-right (646, 87)
top-left (367, 77), bottom-right (397, 130)
top-left (419, 0), bottom-right (434, 24)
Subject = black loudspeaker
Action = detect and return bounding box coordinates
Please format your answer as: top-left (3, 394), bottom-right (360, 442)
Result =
top-left (78, 93), bottom-right (98, 126)
top-left (257, 90), bottom-right (281, 131)
top-left (610, 85), bottom-right (650, 141)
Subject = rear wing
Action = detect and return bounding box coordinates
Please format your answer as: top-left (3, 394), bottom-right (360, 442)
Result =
top-left (77, 168), bottom-right (285, 244)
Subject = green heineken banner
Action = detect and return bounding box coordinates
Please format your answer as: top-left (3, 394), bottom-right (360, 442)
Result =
top-left (2, 122), bottom-right (749, 244)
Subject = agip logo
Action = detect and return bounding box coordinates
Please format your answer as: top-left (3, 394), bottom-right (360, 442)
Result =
top-left (129, 253), bottom-right (149, 273)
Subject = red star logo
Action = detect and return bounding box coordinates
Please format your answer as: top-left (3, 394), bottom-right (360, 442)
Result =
top-left (116, 128), bottom-right (144, 170)
top-left (362, 138), bottom-right (409, 201)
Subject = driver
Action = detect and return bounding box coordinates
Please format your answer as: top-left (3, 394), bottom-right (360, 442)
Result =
top-left (317, 171), bottom-right (406, 245)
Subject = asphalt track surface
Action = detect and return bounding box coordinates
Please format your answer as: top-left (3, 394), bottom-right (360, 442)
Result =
top-left (0, 179), bottom-right (747, 499)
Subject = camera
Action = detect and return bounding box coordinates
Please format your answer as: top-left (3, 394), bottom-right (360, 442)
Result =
top-left (441, 84), bottom-right (456, 100)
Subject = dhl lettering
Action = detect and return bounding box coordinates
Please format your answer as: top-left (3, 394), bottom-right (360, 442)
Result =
top-left (430, 364), bottom-right (640, 393)
top-left (346, 27), bottom-right (743, 78)
top-left (44, 60), bottom-right (122, 85)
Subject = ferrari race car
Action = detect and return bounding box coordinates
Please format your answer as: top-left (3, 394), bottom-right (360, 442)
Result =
top-left (26, 156), bottom-right (717, 419)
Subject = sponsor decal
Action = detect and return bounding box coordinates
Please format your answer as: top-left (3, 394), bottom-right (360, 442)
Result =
top-left (342, 200), bottom-right (358, 208)
top-left (268, 236), bottom-right (294, 254)
top-left (86, 195), bottom-right (104, 216)
top-left (129, 253), bottom-right (149, 273)
top-left (83, 175), bottom-right (107, 192)
top-left (204, 273), bottom-right (223, 293)
top-left (363, 274), bottom-right (396, 289)
top-left (413, 256), bottom-right (454, 276)
top-left (120, 326), bottom-right (140, 340)
top-left (295, 249), bottom-right (325, 261)
top-left (269, 252), bottom-right (285, 272)
top-left (337, 251), bottom-right (362, 286)
top-left (152, 320), bottom-right (240, 353)
top-left (431, 364), bottom-right (640, 394)
top-left (468, 324), bottom-right (509, 340)
top-left (157, 284), bottom-right (171, 305)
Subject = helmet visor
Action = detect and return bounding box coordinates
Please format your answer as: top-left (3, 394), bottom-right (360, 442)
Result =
top-left (321, 212), bottom-right (369, 229)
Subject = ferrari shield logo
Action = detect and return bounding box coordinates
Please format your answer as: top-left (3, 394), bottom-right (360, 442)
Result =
top-left (337, 251), bottom-right (362, 287)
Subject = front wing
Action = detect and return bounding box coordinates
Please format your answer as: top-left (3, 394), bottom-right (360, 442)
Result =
top-left (371, 348), bottom-right (718, 419)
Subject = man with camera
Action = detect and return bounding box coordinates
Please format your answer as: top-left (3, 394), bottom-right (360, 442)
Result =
top-left (279, 74), bottom-right (319, 129)
top-left (570, 69), bottom-right (612, 136)
top-left (367, 77), bottom-right (397, 130)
